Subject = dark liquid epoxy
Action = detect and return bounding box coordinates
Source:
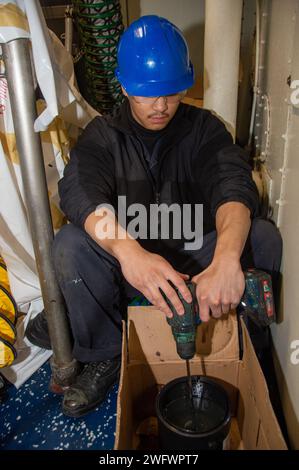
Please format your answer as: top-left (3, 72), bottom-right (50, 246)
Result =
top-left (163, 395), bottom-right (225, 433)
top-left (163, 376), bottom-right (226, 434)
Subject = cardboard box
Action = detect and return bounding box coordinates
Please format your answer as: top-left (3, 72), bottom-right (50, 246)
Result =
top-left (115, 307), bottom-right (287, 450)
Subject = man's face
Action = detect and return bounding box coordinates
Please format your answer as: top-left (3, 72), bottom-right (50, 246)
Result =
top-left (122, 87), bottom-right (183, 130)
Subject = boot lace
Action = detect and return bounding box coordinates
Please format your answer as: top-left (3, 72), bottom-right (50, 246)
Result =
top-left (77, 360), bottom-right (115, 387)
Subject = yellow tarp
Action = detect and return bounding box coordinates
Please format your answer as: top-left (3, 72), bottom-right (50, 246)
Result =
top-left (0, 257), bottom-right (17, 367)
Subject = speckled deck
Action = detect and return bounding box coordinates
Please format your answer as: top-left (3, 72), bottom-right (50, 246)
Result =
top-left (0, 361), bottom-right (118, 450)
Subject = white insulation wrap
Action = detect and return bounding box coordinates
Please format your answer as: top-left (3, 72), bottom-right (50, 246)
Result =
top-left (203, 0), bottom-right (243, 139)
top-left (0, 0), bottom-right (98, 386)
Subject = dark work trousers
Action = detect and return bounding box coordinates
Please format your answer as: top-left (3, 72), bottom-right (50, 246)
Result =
top-left (52, 217), bottom-right (282, 363)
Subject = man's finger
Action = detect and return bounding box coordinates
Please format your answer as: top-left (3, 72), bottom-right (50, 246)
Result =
top-left (210, 302), bottom-right (222, 318)
top-left (142, 288), bottom-right (155, 307)
top-left (168, 273), bottom-right (192, 304)
top-left (177, 271), bottom-right (190, 280)
top-left (198, 296), bottom-right (210, 322)
top-left (149, 287), bottom-right (174, 318)
top-left (221, 303), bottom-right (231, 315)
top-left (230, 302), bottom-right (239, 310)
top-left (159, 281), bottom-right (185, 316)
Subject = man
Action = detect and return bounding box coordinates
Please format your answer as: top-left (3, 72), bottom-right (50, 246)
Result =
top-left (27, 16), bottom-right (282, 417)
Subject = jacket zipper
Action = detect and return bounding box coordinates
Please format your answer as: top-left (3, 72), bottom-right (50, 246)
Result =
top-left (134, 138), bottom-right (157, 198)
top-left (134, 138), bottom-right (177, 242)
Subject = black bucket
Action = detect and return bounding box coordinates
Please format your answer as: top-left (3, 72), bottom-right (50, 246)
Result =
top-left (156, 376), bottom-right (231, 450)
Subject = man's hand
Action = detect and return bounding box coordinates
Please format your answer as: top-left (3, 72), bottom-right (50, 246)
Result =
top-left (191, 201), bottom-right (251, 322)
top-left (84, 208), bottom-right (192, 317)
top-left (118, 245), bottom-right (192, 318)
top-left (192, 256), bottom-right (245, 322)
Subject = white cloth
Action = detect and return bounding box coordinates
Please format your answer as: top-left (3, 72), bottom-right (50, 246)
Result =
top-left (0, 1), bottom-right (98, 386)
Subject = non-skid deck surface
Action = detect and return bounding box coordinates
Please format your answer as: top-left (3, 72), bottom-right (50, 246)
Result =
top-left (0, 361), bottom-right (118, 450)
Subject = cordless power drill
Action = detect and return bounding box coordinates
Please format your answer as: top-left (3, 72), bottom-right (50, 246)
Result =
top-left (165, 268), bottom-right (276, 360)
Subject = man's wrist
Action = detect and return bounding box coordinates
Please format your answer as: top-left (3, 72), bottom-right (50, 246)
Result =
top-left (212, 249), bottom-right (241, 265)
top-left (111, 239), bottom-right (145, 264)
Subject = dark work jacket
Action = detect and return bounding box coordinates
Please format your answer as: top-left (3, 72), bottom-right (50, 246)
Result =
top-left (58, 99), bottom-right (259, 256)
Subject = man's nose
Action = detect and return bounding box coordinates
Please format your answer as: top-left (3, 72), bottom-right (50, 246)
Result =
top-left (152, 96), bottom-right (168, 112)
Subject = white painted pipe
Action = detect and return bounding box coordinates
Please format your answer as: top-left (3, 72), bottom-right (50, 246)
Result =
top-left (203, 0), bottom-right (243, 140)
top-left (248, 0), bottom-right (261, 147)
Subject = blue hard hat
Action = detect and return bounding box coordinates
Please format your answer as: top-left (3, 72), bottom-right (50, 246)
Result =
top-left (115, 15), bottom-right (194, 97)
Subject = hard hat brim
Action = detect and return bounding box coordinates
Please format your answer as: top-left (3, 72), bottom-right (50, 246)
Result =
top-left (115, 63), bottom-right (195, 97)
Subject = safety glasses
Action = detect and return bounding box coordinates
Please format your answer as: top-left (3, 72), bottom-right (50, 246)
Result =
top-left (131, 91), bottom-right (186, 105)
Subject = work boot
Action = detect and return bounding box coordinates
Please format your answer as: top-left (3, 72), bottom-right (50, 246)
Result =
top-left (0, 374), bottom-right (8, 404)
top-left (62, 356), bottom-right (121, 417)
top-left (25, 310), bottom-right (51, 350)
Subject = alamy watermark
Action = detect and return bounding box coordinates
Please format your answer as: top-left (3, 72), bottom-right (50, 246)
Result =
top-left (94, 196), bottom-right (203, 250)
top-left (290, 80), bottom-right (299, 105)
top-left (290, 340), bottom-right (299, 365)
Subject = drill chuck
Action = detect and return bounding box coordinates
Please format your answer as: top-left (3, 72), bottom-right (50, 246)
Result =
top-left (173, 332), bottom-right (196, 360)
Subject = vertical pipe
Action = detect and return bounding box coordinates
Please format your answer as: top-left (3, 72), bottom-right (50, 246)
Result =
top-left (252, 0), bottom-right (270, 154)
top-left (2, 38), bottom-right (76, 384)
top-left (248, 0), bottom-right (261, 147)
top-left (204, 0), bottom-right (243, 140)
top-left (65, 6), bottom-right (73, 54)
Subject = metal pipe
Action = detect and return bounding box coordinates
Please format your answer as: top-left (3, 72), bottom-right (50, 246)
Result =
top-left (64, 5), bottom-right (73, 54)
top-left (2, 38), bottom-right (76, 385)
top-left (252, 0), bottom-right (270, 155)
top-left (203, 0), bottom-right (243, 140)
top-left (248, 0), bottom-right (261, 147)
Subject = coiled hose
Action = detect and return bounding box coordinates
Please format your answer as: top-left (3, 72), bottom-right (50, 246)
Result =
top-left (73, 0), bottom-right (124, 114)
top-left (0, 259), bottom-right (18, 367)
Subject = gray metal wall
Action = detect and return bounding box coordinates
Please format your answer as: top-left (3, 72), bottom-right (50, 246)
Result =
top-left (254, 0), bottom-right (299, 449)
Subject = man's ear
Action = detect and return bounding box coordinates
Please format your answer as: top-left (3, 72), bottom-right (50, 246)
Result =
top-left (121, 86), bottom-right (128, 97)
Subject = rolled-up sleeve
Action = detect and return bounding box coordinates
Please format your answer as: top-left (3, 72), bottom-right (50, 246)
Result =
top-left (195, 112), bottom-right (259, 218)
top-left (58, 118), bottom-right (115, 228)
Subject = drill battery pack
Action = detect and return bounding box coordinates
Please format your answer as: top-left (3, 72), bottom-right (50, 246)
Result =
top-left (241, 269), bottom-right (276, 327)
